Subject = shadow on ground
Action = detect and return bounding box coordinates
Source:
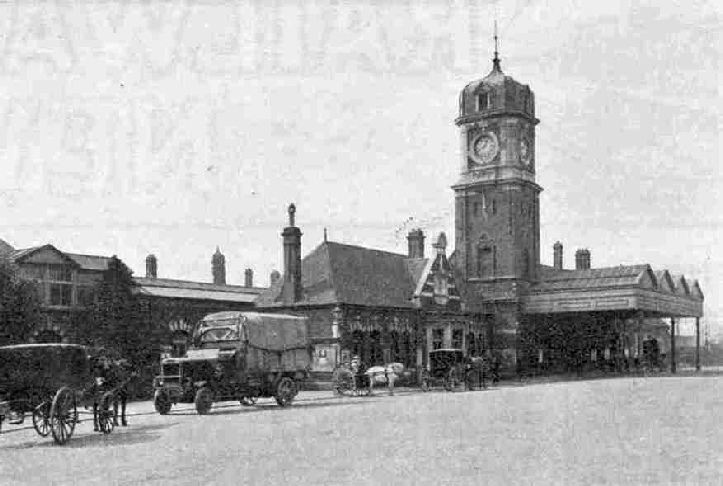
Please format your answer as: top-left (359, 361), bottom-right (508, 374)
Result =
top-left (168, 397), bottom-right (384, 416)
top-left (0, 422), bottom-right (178, 450)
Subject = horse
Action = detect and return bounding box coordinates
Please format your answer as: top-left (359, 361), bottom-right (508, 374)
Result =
top-left (90, 357), bottom-right (135, 430)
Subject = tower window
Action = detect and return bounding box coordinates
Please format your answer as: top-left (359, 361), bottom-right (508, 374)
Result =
top-left (476, 92), bottom-right (490, 111)
top-left (477, 244), bottom-right (495, 278)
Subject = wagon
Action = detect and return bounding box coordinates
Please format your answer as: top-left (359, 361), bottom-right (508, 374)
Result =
top-left (0, 343), bottom-right (117, 445)
top-left (331, 366), bottom-right (371, 397)
top-left (421, 349), bottom-right (467, 392)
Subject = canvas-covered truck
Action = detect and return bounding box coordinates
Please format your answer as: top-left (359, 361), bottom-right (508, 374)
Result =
top-left (153, 311), bottom-right (312, 415)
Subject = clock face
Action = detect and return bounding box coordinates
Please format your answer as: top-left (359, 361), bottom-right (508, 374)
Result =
top-left (519, 138), bottom-right (531, 165)
top-left (473, 132), bottom-right (499, 164)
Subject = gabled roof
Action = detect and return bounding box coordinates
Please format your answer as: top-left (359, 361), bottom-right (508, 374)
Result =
top-left (257, 241), bottom-right (426, 308)
top-left (0, 238), bottom-right (15, 258)
top-left (9, 245), bottom-right (81, 268)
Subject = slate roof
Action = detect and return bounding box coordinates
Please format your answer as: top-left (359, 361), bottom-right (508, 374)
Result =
top-left (4, 245), bottom-right (111, 271)
top-left (65, 253), bottom-right (112, 271)
top-left (530, 264), bottom-right (653, 292)
top-left (134, 277), bottom-right (264, 304)
top-left (256, 241), bottom-right (428, 308)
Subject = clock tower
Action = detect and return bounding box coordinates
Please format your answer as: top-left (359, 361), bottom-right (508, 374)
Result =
top-left (452, 51), bottom-right (541, 308)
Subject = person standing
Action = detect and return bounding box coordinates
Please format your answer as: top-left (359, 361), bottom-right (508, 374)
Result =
top-left (385, 365), bottom-right (396, 396)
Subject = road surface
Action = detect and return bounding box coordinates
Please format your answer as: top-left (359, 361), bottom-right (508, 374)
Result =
top-left (1, 376), bottom-right (721, 485)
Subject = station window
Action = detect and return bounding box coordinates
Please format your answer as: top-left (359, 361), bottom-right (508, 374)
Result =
top-left (466, 332), bottom-right (477, 356)
top-left (432, 329), bottom-right (443, 350)
top-left (452, 329), bottom-right (463, 349)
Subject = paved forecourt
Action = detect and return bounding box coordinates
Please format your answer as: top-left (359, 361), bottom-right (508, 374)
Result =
top-left (0, 376), bottom-right (721, 485)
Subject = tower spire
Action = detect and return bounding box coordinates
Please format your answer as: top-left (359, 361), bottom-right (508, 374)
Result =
top-left (493, 20), bottom-right (501, 72)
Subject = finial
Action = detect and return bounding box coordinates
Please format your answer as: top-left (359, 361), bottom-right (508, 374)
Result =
top-left (324, 227), bottom-right (328, 242)
top-left (492, 20), bottom-right (501, 72)
top-left (288, 203), bottom-right (296, 227)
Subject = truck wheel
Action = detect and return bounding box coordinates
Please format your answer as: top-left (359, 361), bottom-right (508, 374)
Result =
top-left (154, 390), bottom-right (172, 415)
top-left (275, 377), bottom-right (296, 407)
top-left (195, 388), bottom-right (214, 415)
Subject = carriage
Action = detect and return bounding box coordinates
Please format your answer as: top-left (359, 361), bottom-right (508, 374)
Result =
top-left (331, 366), bottom-right (371, 396)
top-left (421, 349), bottom-right (468, 392)
top-left (0, 343), bottom-right (118, 445)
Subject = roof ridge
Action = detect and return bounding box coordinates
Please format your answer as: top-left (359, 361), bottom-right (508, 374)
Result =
top-left (325, 240), bottom-right (407, 258)
top-left (134, 276), bottom-right (257, 290)
top-left (66, 252), bottom-right (112, 258)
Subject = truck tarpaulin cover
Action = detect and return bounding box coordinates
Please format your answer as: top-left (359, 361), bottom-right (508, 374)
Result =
top-left (201, 311), bottom-right (309, 352)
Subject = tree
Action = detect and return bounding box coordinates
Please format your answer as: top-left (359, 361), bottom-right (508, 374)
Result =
top-left (0, 259), bottom-right (42, 345)
top-left (81, 256), bottom-right (150, 363)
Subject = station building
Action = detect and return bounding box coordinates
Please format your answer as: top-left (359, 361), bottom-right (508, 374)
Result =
top-left (257, 53), bottom-right (705, 379)
top-left (0, 240), bottom-right (263, 356)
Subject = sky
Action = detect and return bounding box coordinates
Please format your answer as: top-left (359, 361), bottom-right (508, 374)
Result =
top-left (0, 1), bottom-right (720, 337)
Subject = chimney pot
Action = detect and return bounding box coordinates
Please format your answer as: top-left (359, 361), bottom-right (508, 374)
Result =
top-left (212, 247), bottom-right (226, 285)
top-left (407, 228), bottom-right (425, 258)
top-left (575, 248), bottom-right (591, 270)
top-left (145, 254), bottom-right (157, 279)
top-left (553, 242), bottom-right (563, 270)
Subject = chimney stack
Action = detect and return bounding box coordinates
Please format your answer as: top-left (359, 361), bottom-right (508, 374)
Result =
top-left (432, 232), bottom-right (447, 256)
top-left (270, 270), bottom-right (281, 285)
top-left (212, 247), bottom-right (226, 285)
top-left (407, 228), bottom-right (425, 258)
top-left (575, 249), bottom-right (591, 270)
top-left (244, 268), bottom-right (254, 288)
top-left (281, 203), bottom-right (303, 303)
top-left (553, 242), bottom-right (563, 270)
top-left (145, 254), bottom-right (157, 278)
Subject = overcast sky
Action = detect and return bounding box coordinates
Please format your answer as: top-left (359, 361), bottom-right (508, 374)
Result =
top-left (0, 0), bottom-right (719, 336)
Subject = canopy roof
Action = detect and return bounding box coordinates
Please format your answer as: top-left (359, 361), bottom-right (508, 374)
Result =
top-left (525, 264), bottom-right (703, 317)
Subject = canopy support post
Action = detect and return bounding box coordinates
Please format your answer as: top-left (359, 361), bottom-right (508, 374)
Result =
top-left (670, 317), bottom-right (676, 374)
top-left (695, 317), bottom-right (701, 372)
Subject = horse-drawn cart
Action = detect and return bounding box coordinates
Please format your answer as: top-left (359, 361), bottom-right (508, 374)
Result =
top-left (331, 366), bottom-right (371, 396)
top-left (0, 343), bottom-right (117, 445)
top-left (421, 349), bottom-right (468, 392)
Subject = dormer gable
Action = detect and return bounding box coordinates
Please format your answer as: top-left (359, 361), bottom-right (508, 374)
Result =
top-left (690, 280), bottom-right (704, 301)
top-left (673, 275), bottom-right (690, 296)
top-left (636, 265), bottom-right (658, 290)
top-left (413, 233), bottom-right (461, 310)
top-left (654, 270), bottom-right (675, 293)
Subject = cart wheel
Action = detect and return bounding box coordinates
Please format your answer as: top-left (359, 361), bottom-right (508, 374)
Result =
top-left (32, 401), bottom-right (51, 437)
top-left (98, 393), bottom-right (115, 435)
top-left (444, 369), bottom-right (459, 392)
top-left (240, 396), bottom-right (257, 406)
top-left (275, 377), bottom-right (296, 407)
top-left (154, 389), bottom-right (172, 415)
top-left (194, 387), bottom-right (213, 415)
top-left (50, 387), bottom-right (77, 445)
